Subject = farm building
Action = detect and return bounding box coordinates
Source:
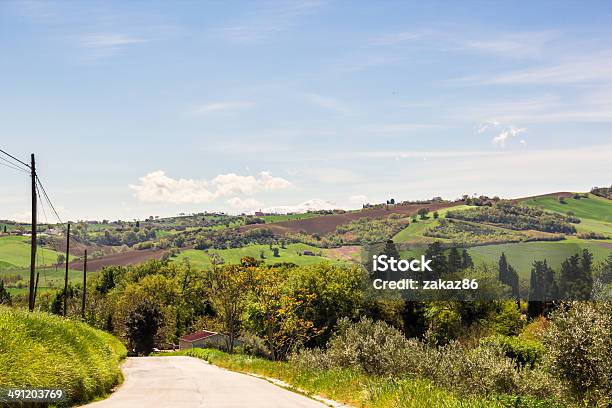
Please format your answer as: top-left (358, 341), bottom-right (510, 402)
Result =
top-left (179, 330), bottom-right (244, 350)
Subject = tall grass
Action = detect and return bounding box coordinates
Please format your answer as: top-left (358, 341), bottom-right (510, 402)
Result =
top-left (161, 348), bottom-right (535, 408)
top-left (0, 306), bottom-right (126, 406)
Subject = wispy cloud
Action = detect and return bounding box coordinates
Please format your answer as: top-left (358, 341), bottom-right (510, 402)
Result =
top-left (305, 93), bottom-right (349, 114)
top-left (477, 120), bottom-right (527, 147)
top-left (465, 51), bottom-right (612, 85)
top-left (79, 33), bottom-right (146, 60)
top-left (464, 31), bottom-right (557, 59)
top-left (192, 101), bottom-right (254, 115)
top-left (220, 0), bottom-right (325, 43)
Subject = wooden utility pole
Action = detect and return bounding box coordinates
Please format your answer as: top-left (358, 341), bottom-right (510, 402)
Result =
top-left (63, 223), bottom-right (70, 317)
top-left (33, 270), bottom-right (40, 309)
top-left (81, 249), bottom-right (87, 320)
top-left (28, 153), bottom-right (37, 311)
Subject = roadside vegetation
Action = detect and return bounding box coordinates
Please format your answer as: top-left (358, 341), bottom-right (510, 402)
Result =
top-left (0, 306), bottom-right (126, 406)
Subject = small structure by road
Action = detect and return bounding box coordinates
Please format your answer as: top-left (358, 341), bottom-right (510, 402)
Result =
top-left (179, 330), bottom-right (244, 350)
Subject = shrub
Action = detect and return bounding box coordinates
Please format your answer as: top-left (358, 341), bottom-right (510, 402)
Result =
top-left (544, 301), bottom-right (612, 405)
top-left (480, 335), bottom-right (545, 368)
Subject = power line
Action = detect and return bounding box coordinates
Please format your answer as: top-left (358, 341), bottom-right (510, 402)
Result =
top-left (0, 148), bottom-right (30, 169)
top-left (36, 175), bottom-right (64, 226)
top-left (0, 155), bottom-right (29, 173)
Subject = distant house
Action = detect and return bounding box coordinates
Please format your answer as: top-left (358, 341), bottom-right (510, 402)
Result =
top-left (179, 330), bottom-right (244, 350)
top-left (254, 210), bottom-right (265, 216)
top-left (303, 250), bottom-right (315, 256)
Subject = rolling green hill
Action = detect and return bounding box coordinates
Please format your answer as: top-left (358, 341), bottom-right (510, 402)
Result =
top-left (522, 193), bottom-right (612, 222)
top-left (0, 236), bottom-right (63, 269)
top-left (172, 243), bottom-right (348, 268)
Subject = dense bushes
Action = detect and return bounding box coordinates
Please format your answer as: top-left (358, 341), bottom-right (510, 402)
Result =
top-left (446, 203), bottom-right (577, 234)
top-left (0, 306), bottom-right (126, 406)
top-left (544, 302), bottom-right (611, 405)
top-left (480, 335), bottom-right (545, 368)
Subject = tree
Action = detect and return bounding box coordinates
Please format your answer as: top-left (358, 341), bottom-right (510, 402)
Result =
top-left (447, 247), bottom-right (462, 272)
top-left (528, 260), bottom-right (557, 318)
top-left (433, 211), bottom-right (439, 219)
top-left (461, 249), bottom-right (473, 269)
top-left (125, 300), bottom-right (163, 355)
top-left (424, 242), bottom-right (447, 279)
top-left (205, 264), bottom-right (254, 353)
top-left (417, 208), bottom-right (429, 219)
top-left (272, 247), bottom-right (280, 257)
top-left (498, 253), bottom-right (519, 299)
top-left (382, 239), bottom-right (400, 259)
top-left (56, 254), bottom-right (65, 271)
top-left (559, 250), bottom-right (593, 300)
top-left (0, 281), bottom-right (11, 305)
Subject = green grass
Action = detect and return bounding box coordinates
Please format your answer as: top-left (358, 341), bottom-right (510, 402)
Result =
top-left (0, 236), bottom-right (63, 268)
top-left (172, 243), bottom-right (348, 268)
top-left (466, 240), bottom-right (611, 278)
top-left (158, 348), bottom-right (523, 408)
top-left (399, 240), bottom-right (610, 279)
top-left (0, 306), bottom-right (126, 406)
top-left (1, 267), bottom-right (90, 295)
top-left (522, 193), bottom-right (612, 223)
top-left (393, 205), bottom-right (472, 244)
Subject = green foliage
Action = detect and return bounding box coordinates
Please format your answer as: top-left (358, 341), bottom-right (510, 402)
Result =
top-left (446, 202), bottom-right (577, 234)
top-left (329, 215), bottom-right (410, 245)
top-left (125, 300), bottom-right (163, 355)
top-left (480, 335), bottom-right (545, 368)
top-left (424, 219), bottom-right (536, 245)
top-left (0, 280), bottom-right (11, 305)
top-left (0, 306), bottom-right (126, 405)
top-left (544, 302), bottom-right (612, 405)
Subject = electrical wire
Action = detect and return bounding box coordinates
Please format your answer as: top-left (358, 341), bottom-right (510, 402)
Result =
top-left (0, 148), bottom-right (30, 169)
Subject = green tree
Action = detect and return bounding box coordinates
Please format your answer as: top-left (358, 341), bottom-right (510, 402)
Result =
top-left (125, 300), bottom-right (163, 356)
top-left (417, 208), bottom-right (429, 219)
top-left (424, 242), bottom-right (447, 279)
top-left (382, 239), bottom-right (400, 259)
top-left (447, 247), bottom-right (462, 272)
top-left (0, 281), bottom-right (11, 305)
top-left (498, 253), bottom-right (519, 298)
top-left (461, 249), bottom-right (473, 269)
top-left (433, 211), bottom-right (439, 219)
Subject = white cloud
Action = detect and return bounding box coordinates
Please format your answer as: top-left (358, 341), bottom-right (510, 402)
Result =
top-left (349, 195), bottom-right (368, 204)
top-left (262, 198), bottom-right (339, 214)
top-left (477, 120), bottom-right (527, 147)
top-left (226, 197), bottom-right (263, 210)
top-left (465, 31), bottom-right (556, 59)
top-left (129, 170), bottom-right (292, 204)
top-left (192, 101), bottom-right (253, 115)
top-left (305, 93), bottom-right (349, 114)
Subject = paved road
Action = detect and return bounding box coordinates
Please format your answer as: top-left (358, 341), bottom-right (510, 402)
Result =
top-left (83, 356), bottom-right (328, 408)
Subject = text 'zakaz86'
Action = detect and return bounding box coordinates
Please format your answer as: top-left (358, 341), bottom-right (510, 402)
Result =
top-left (372, 255), bottom-right (433, 272)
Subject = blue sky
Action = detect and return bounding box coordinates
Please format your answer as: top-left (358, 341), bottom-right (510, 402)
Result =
top-left (1, 0), bottom-right (611, 221)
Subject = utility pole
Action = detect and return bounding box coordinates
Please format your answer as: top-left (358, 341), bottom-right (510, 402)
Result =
top-left (81, 249), bottom-right (87, 320)
top-left (28, 153), bottom-right (37, 312)
top-left (33, 270), bottom-right (40, 310)
top-left (63, 223), bottom-right (70, 317)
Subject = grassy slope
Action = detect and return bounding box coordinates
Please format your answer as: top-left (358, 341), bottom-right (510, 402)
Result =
top-left (400, 240), bottom-right (609, 279)
top-left (522, 193), bottom-right (612, 222)
top-left (173, 243), bottom-right (348, 268)
top-left (0, 236), bottom-right (63, 268)
top-left (0, 306), bottom-right (126, 405)
top-left (393, 205), bottom-right (472, 243)
top-left (160, 348), bottom-right (517, 408)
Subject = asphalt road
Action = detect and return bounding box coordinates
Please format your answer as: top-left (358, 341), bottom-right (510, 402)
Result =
top-left (83, 356), bottom-right (328, 408)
